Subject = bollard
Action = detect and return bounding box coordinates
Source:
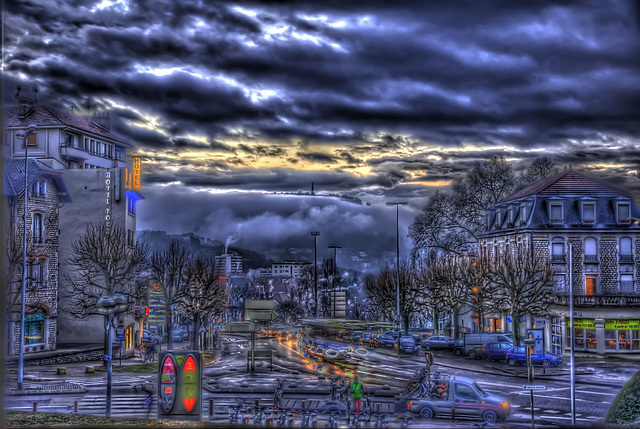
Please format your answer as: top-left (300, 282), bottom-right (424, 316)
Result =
top-left (85, 366), bottom-right (95, 374)
top-left (33, 402), bottom-right (37, 412)
top-left (302, 400), bottom-right (306, 410)
top-left (74, 400), bottom-right (78, 414)
top-left (376, 403), bottom-right (381, 413)
top-left (57, 367), bottom-right (67, 375)
top-left (209, 399), bottom-right (214, 419)
top-left (451, 407), bottom-right (455, 422)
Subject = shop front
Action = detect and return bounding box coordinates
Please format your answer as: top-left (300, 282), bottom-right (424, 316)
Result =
top-left (566, 318), bottom-right (640, 354)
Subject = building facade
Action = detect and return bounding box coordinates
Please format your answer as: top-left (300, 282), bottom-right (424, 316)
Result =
top-left (215, 254), bottom-right (243, 276)
top-left (5, 98), bottom-right (141, 356)
top-left (3, 159), bottom-right (72, 355)
top-left (272, 260), bottom-right (312, 277)
top-left (479, 170), bottom-right (640, 355)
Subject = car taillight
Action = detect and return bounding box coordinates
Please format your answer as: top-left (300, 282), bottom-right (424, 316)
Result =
top-left (506, 352), bottom-right (509, 358)
top-left (483, 349), bottom-right (486, 353)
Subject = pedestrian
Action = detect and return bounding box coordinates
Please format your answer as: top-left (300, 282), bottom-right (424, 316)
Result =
top-left (349, 375), bottom-right (364, 414)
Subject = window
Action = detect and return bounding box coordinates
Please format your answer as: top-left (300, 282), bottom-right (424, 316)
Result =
top-left (25, 310), bottom-right (45, 344)
top-left (584, 237), bottom-right (598, 263)
top-left (519, 203), bottom-right (527, 224)
top-left (551, 238), bottom-right (565, 262)
top-left (585, 275), bottom-right (597, 295)
top-left (549, 203), bottom-right (563, 223)
top-left (617, 203), bottom-right (631, 223)
top-left (127, 196), bottom-right (136, 216)
top-left (620, 237), bottom-right (633, 263)
top-left (551, 317), bottom-right (563, 355)
top-left (28, 259), bottom-right (47, 288)
top-left (127, 229), bottom-right (135, 247)
top-left (582, 202), bottom-right (596, 223)
top-left (454, 384), bottom-right (476, 399)
top-left (32, 213), bottom-right (44, 244)
top-left (620, 274), bottom-right (634, 293)
top-left (31, 180), bottom-right (46, 198)
top-left (115, 148), bottom-right (125, 161)
top-left (27, 133), bottom-right (37, 147)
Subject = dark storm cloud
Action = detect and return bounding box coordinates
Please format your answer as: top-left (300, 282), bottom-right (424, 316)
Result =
top-left (296, 152), bottom-right (337, 164)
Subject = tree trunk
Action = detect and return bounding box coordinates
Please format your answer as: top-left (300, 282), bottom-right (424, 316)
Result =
top-left (512, 317), bottom-right (521, 346)
top-left (403, 313), bottom-right (410, 335)
top-left (433, 312), bottom-right (439, 335)
top-left (166, 304), bottom-right (173, 350)
top-left (452, 308), bottom-right (460, 339)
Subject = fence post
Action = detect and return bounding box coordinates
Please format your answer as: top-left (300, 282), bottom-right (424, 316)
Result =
top-left (209, 399), bottom-right (214, 419)
top-left (33, 402), bottom-right (37, 412)
top-left (451, 407), bottom-right (456, 422)
top-left (74, 400), bottom-right (78, 414)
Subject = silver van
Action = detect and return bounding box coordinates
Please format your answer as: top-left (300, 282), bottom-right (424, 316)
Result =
top-left (464, 332), bottom-right (513, 358)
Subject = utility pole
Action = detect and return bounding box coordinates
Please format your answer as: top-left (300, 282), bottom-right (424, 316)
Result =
top-left (311, 232), bottom-right (320, 317)
top-left (328, 245), bottom-right (342, 318)
top-left (387, 202), bottom-right (407, 332)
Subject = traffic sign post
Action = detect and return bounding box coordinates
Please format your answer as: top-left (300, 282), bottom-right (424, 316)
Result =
top-left (243, 300), bottom-right (280, 371)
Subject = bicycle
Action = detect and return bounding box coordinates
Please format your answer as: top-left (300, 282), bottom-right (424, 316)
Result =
top-left (263, 409), bottom-right (275, 426)
top-left (398, 415), bottom-right (416, 428)
top-left (300, 410), bottom-right (318, 428)
top-left (228, 403), bottom-right (250, 425)
top-left (274, 379), bottom-right (289, 410)
top-left (372, 413), bottom-right (391, 429)
top-left (347, 410), bottom-right (362, 429)
top-left (275, 409), bottom-right (295, 427)
top-left (325, 410), bottom-right (341, 428)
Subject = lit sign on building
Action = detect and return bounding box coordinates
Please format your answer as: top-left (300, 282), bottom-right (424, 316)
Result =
top-left (125, 156), bottom-right (142, 190)
top-left (105, 170), bottom-right (112, 231)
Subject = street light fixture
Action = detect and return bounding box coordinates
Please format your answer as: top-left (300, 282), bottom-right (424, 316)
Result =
top-left (95, 292), bottom-right (128, 418)
top-left (328, 245), bottom-right (342, 318)
top-left (387, 201), bottom-right (407, 333)
top-left (311, 232), bottom-right (320, 317)
top-left (15, 124), bottom-right (38, 391)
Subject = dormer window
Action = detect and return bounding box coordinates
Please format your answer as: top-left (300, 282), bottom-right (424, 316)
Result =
top-left (617, 202), bottom-right (631, 223)
top-left (495, 210), bottom-right (501, 228)
top-left (519, 203), bottom-right (527, 225)
top-left (549, 202), bottom-right (563, 223)
top-left (582, 202), bottom-right (596, 223)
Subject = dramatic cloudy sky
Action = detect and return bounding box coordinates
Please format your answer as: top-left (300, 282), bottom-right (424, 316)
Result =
top-left (4, 0), bottom-right (640, 261)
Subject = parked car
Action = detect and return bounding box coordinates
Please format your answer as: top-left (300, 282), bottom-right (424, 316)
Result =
top-left (350, 331), bottom-right (364, 344)
top-left (383, 330), bottom-right (402, 341)
top-left (505, 346), bottom-right (563, 367)
top-left (142, 330), bottom-right (161, 344)
top-left (360, 333), bottom-right (373, 346)
top-left (373, 334), bottom-right (396, 348)
top-left (481, 342), bottom-right (512, 361)
top-left (452, 339), bottom-right (465, 356)
top-left (464, 332), bottom-right (513, 357)
top-left (171, 331), bottom-right (184, 342)
top-left (394, 336), bottom-right (419, 355)
top-left (421, 335), bottom-right (456, 350)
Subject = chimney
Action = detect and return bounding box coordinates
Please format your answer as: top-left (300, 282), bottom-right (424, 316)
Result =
top-left (18, 97), bottom-right (35, 119)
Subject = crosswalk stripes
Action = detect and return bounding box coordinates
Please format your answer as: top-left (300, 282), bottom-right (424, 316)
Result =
top-left (75, 375), bottom-right (151, 387)
top-left (77, 394), bottom-right (159, 418)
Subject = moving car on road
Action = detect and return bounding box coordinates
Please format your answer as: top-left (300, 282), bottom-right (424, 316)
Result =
top-left (421, 335), bottom-right (456, 350)
top-left (407, 374), bottom-right (511, 423)
top-left (505, 346), bottom-right (563, 367)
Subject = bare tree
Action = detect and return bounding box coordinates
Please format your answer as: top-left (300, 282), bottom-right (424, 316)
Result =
top-left (65, 222), bottom-right (149, 319)
top-left (518, 156), bottom-right (555, 188)
top-left (4, 228), bottom-right (37, 310)
top-left (148, 240), bottom-right (191, 350)
top-left (410, 157), bottom-right (515, 258)
top-left (363, 261), bottom-right (427, 334)
top-left (296, 265), bottom-right (315, 317)
top-left (276, 300), bottom-right (305, 324)
top-left (486, 248), bottom-right (555, 346)
top-left (177, 257), bottom-right (229, 351)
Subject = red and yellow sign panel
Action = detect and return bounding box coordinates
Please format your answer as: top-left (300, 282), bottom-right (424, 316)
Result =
top-left (182, 355), bottom-right (197, 412)
top-left (125, 156), bottom-right (142, 190)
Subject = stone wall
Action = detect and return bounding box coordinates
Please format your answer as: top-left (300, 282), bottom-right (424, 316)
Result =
top-left (570, 239), bottom-right (583, 294)
top-left (600, 237), bottom-right (618, 293)
top-left (23, 349), bottom-right (104, 366)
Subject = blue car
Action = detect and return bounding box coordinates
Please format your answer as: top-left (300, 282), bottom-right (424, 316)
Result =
top-left (505, 346), bottom-right (563, 367)
top-left (481, 342), bottom-right (512, 361)
top-left (374, 334), bottom-right (396, 348)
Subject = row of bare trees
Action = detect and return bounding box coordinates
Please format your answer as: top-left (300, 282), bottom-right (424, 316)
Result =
top-left (364, 250), bottom-right (555, 346)
top-left (64, 222), bottom-right (229, 351)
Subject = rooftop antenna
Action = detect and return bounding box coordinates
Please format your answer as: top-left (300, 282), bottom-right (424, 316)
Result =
top-left (569, 164), bottom-right (572, 170)
top-left (15, 86), bottom-right (21, 99)
top-left (32, 87), bottom-right (38, 104)
top-left (70, 105), bottom-right (74, 114)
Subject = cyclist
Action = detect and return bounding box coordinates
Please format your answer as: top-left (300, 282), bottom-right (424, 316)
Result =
top-left (349, 375), bottom-right (364, 414)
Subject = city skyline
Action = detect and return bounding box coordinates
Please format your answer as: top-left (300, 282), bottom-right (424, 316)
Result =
top-left (4, 1), bottom-right (640, 255)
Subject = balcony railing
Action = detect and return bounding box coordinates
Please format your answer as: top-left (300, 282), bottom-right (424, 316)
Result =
top-left (619, 254), bottom-right (635, 263)
top-left (620, 281), bottom-right (636, 293)
top-left (553, 293), bottom-right (640, 307)
top-left (551, 254), bottom-right (566, 263)
top-left (584, 255), bottom-right (599, 263)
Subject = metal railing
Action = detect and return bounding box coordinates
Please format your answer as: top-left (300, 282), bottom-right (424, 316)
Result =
top-left (553, 293), bottom-right (640, 307)
top-left (619, 255), bottom-right (635, 263)
top-left (584, 255), bottom-right (599, 263)
top-left (551, 254), bottom-right (566, 263)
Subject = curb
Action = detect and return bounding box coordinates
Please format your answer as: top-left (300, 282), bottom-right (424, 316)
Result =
top-left (8, 383), bottom-right (88, 395)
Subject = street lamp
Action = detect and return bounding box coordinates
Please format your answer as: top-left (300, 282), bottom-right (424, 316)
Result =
top-left (328, 245), bottom-right (342, 318)
top-left (311, 232), bottom-right (320, 317)
top-left (15, 124), bottom-right (38, 391)
top-left (95, 292), bottom-right (128, 418)
top-left (387, 201), bottom-right (407, 333)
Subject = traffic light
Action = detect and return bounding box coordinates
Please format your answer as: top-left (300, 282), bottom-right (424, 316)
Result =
top-left (145, 307), bottom-right (150, 316)
top-left (157, 351), bottom-right (203, 420)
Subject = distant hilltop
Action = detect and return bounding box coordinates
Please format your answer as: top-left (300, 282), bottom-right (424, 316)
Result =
top-left (270, 191), bottom-right (371, 206)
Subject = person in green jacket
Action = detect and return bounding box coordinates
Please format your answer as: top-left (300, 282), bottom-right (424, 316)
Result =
top-left (349, 375), bottom-right (364, 413)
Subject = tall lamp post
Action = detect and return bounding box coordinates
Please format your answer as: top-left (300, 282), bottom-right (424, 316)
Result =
top-left (387, 202), bottom-right (407, 333)
top-left (95, 292), bottom-right (128, 418)
top-left (311, 232), bottom-right (320, 317)
top-left (15, 124), bottom-right (38, 390)
top-left (328, 245), bottom-right (342, 318)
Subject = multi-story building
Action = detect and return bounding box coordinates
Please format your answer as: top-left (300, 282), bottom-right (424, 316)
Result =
top-left (272, 260), bottom-right (312, 277)
top-left (215, 253), bottom-right (243, 276)
top-left (3, 159), bottom-right (72, 355)
top-left (479, 170), bottom-right (640, 355)
top-left (4, 98), bottom-right (142, 356)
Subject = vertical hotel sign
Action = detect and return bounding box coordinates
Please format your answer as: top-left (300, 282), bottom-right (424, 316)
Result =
top-left (125, 156), bottom-right (142, 190)
top-left (105, 170), bottom-right (112, 232)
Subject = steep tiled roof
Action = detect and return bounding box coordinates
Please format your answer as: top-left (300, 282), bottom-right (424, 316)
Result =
top-left (5, 105), bottom-right (132, 147)
top-left (501, 170), bottom-right (628, 203)
top-left (4, 159), bottom-right (72, 202)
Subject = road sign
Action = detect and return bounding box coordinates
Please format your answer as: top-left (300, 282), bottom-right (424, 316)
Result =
top-left (573, 311), bottom-right (582, 317)
top-left (244, 309), bottom-right (280, 321)
top-left (104, 355), bottom-right (111, 362)
top-left (244, 300), bottom-right (278, 310)
top-left (507, 316), bottom-right (513, 323)
top-left (224, 321), bottom-right (261, 333)
top-left (115, 337), bottom-right (125, 342)
top-left (522, 385), bottom-right (547, 390)
top-left (535, 318), bottom-right (546, 327)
